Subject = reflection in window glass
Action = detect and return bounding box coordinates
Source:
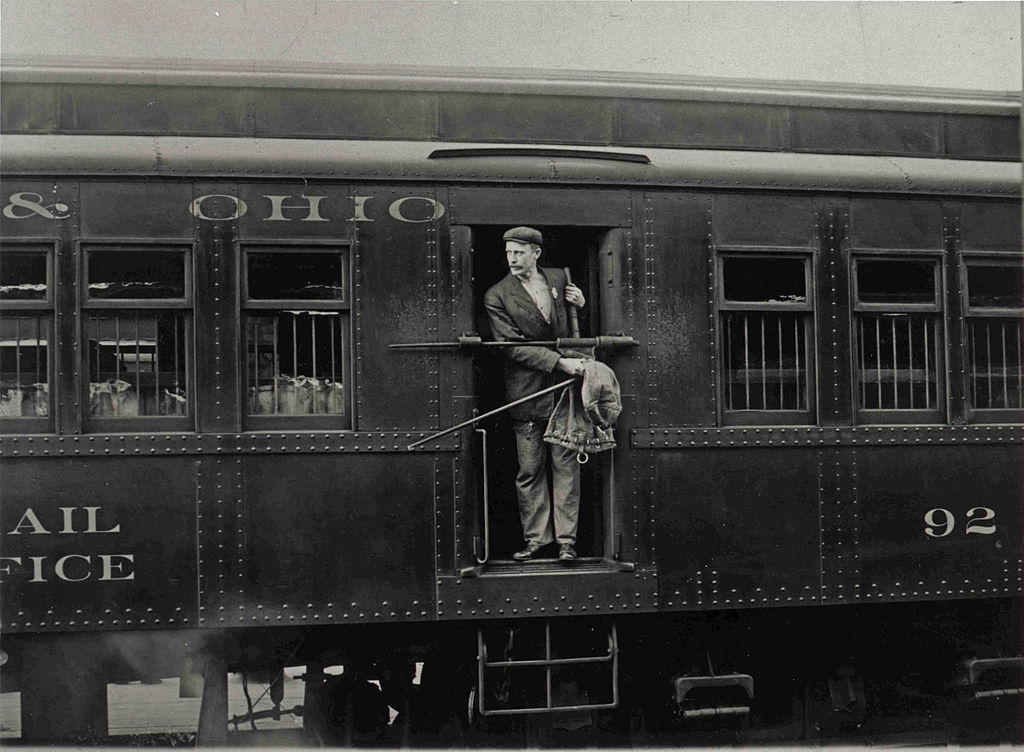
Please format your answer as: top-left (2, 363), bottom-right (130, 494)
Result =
top-left (247, 253), bottom-right (345, 300)
top-left (968, 318), bottom-right (1023, 410)
top-left (0, 252), bottom-right (48, 301)
top-left (857, 260), bottom-right (936, 305)
top-left (247, 312), bottom-right (346, 416)
top-left (88, 251), bottom-right (186, 299)
top-left (0, 315), bottom-right (49, 416)
top-left (857, 313), bottom-right (938, 410)
top-left (967, 265), bottom-right (1024, 309)
top-left (85, 313), bottom-right (188, 416)
top-left (723, 258), bottom-right (806, 303)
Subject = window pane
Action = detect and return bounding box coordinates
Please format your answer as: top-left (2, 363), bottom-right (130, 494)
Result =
top-left (247, 312), bottom-right (346, 416)
top-left (857, 313), bottom-right (937, 410)
top-left (857, 259), bottom-right (936, 304)
top-left (722, 312), bottom-right (807, 411)
top-left (0, 315), bottom-right (49, 416)
top-left (86, 312), bottom-right (188, 417)
top-left (0, 251), bottom-right (48, 301)
top-left (722, 258), bottom-right (806, 303)
top-left (967, 265), bottom-right (1023, 309)
top-left (88, 251), bottom-right (186, 299)
top-left (247, 252), bottom-right (345, 301)
top-left (968, 318), bottom-right (1023, 410)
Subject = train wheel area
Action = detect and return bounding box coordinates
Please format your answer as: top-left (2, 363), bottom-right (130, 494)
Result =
top-left (0, 600), bottom-right (1019, 747)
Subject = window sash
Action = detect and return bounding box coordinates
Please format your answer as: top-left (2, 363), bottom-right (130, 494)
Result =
top-left (854, 313), bottom-right (943, 414)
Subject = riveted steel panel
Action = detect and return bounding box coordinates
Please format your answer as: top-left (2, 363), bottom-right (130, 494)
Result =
top-left (193, 183), bottom-right (241, 434)
top-left (254, 89), bottom-right (437, 140)
top-left (79, 182), bottom-right (193, 238)
top-left (0, 84), bottom-right (58, 134)
top-left (791, 107), bottom-right (943, 157)
top-left (631, 424), bottom-right (1024, 448)
top-left (646, 192), bottom-right (714, 425)
top-left (851, 446), bottom-right (1023, 603)
top-left (436, 568), bottom-right (657, 619)
top-left (849, 197), bottom-right (944, 249)
top-left (236, 454), bottom-right (437, 624)
top-left (713, 194), bottom-right (816, 247)
top-left (655, 449), bottom-right (820, 609)
top-left (960, 201), bottom-right (1022, 251)
top-left (616, 99), bottom-right (785, 149)
top-left (236, 183), bottom-right (355, 239)
top-left (0, 181), bottom-right (62, 238)
top-left (60, 85), bottom-right (253, 136)
top-left (447, 186), bottom-right (631, 227)
top-left (945, 114), bottom-right (1020, 161)
top-left (439, 93), bottom-right (612, 145)
top-left (0, 457), bottom-right (198, 632)
top-left (356, 185), bottom-right (441, 430)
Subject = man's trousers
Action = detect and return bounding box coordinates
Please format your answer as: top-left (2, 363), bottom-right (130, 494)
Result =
top-left (512, 419), bottom-right (580, 545)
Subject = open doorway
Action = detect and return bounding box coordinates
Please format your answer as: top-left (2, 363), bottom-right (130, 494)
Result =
top-left (469, 226), bottom-right (610, 564)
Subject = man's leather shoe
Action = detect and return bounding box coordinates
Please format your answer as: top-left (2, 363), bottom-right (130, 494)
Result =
top-left (558, 543), bottom-right (577, 562)
top-left (512, 542), bottom-right (545, 562)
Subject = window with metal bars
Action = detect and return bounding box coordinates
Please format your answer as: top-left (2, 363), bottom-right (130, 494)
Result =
top-left (243, 247), bottom-right (350, 427)
top-left (717, 255), bottom-right (814, 424)
top-left (964, 260), bottom-right (1023, 419)
top-left (853, 257), bottom-right (943, 421)
top-left (83, 247), bottom-right (191, 427)
top-left (1, 246), bottom-right (53, 430)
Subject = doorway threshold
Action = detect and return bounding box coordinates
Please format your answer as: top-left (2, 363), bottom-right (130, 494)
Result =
top-left (460, 557), bottom-right (635, 578)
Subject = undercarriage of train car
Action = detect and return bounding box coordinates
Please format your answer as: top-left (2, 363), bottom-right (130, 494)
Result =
top-left (3, 597), bottom-right (1021, 746)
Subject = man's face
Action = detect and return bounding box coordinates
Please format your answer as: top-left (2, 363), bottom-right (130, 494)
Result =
top-left (506, 240), bottom-right (541, 278)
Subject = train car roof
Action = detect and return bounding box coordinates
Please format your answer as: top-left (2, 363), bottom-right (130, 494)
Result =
top-left (2, 135), bottom-right (1020, 198)
top-left (2, 57), bottom-right (1020, 115)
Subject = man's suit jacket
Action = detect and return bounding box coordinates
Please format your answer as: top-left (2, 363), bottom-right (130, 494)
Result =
top-left (484, 268), bottom-right (573, 421)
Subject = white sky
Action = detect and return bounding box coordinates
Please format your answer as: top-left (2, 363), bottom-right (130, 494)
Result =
top-left (1, 0), bottom-right (1021, 92)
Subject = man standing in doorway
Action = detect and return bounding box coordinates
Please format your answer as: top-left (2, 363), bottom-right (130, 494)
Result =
top-left (484, 227), bottom-right (588, 562)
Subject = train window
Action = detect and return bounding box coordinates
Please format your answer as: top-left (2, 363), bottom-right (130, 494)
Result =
top-left (717, 255), bottom-right (814, 423)
top-left (0, 315), bottom-right (51, 422)
top-left (87, 250), bottom-right (187, 300)
top-left (853, 258), bottom-right (943, 420)
top-left (963, 260), bottom-right (1023, 417)
top-left (242, 247), bottom-right (350, 428)
top-left (82, 246), bottom-right (192, 428)
top-left (1, 250), bottom-right (49, 301)
top-left (0, 245), bottom-right (52, 431)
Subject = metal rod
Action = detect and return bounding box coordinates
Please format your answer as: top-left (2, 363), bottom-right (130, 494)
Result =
top-left (777, 315), bottom-right (783, 410)
top-left (154, 315), bottom-right (160, 406)
top-left (292, 314), bottom-right (298, 378)
top-left (474, 428), bottom-right (490, 565)
top-left (407, 377), bottom-right (578, 449)
top-left (545, 622), bottom-right (552, 710)
top-left (858, 318), bottom-right (866, 409)
top-left (908, 315), bottom-right (914, 409)
top-left (389, 336), bottom-right (637, 349)
top-left (760, 314), bottom-right (767, 409)
top-left (743, 315), bottom-right (750, 408)
top-left (330, 316), bottom-right (336, 384)
top-left (725, 315), bottom-right (732, 410)
top-left (924, 320), bottom-right (931, 407)
top-left (273, 316), bottom-right (279, 413)
top-left (115, 315), bottom-right (121, 383)
top-left (1018, 322), bottom-right (1023, 408)
top-left (970, 321), bottom-right (978, 408)
top-left (1001, 321), bottom-right (1008, 408)
top-left (875, 317), bottom-right (882, 408)
top-left (135, 313), bottom-right (141, 413)
top-left (563, 267), bottom-right (581, 338)
top-left (891, 316), bottom-right (898, 409)
top-left (174, 315), bottom-right (180, 392)
top-left (14, 316), bottom-right (21, 389)
top-left (795, 317), bottom-right (801, 410)
top-left (311, 316), bottom-right (318, 413)
top-left (34, 316), bottom-right (41, 387)
top-left (986, 321), bottom-right (992, 406)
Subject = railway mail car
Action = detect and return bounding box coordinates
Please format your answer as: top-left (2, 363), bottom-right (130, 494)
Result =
top-left (0, 61), bottom-right (1021, 745)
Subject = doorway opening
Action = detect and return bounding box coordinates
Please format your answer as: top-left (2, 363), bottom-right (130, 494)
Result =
top-left (469, 226), bottom-right (610, 566)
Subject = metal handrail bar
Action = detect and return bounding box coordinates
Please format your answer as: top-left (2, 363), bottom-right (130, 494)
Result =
top-left (474, 428), bottom-right (489, 565)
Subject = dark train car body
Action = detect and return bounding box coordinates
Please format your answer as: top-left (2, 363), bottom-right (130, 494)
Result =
top-left (0, 62), bottom-right (1021, 744)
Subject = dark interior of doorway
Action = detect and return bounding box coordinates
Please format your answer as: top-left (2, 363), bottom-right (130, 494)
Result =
top-left (471, 226), bottom-right (607, 563)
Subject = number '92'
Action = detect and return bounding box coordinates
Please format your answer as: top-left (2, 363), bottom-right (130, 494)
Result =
top-left (924, 507), bottom-right (996, 538)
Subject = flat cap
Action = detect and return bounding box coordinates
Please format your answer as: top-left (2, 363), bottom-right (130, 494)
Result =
top-left (502, 226), bottom-right (543, 246)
